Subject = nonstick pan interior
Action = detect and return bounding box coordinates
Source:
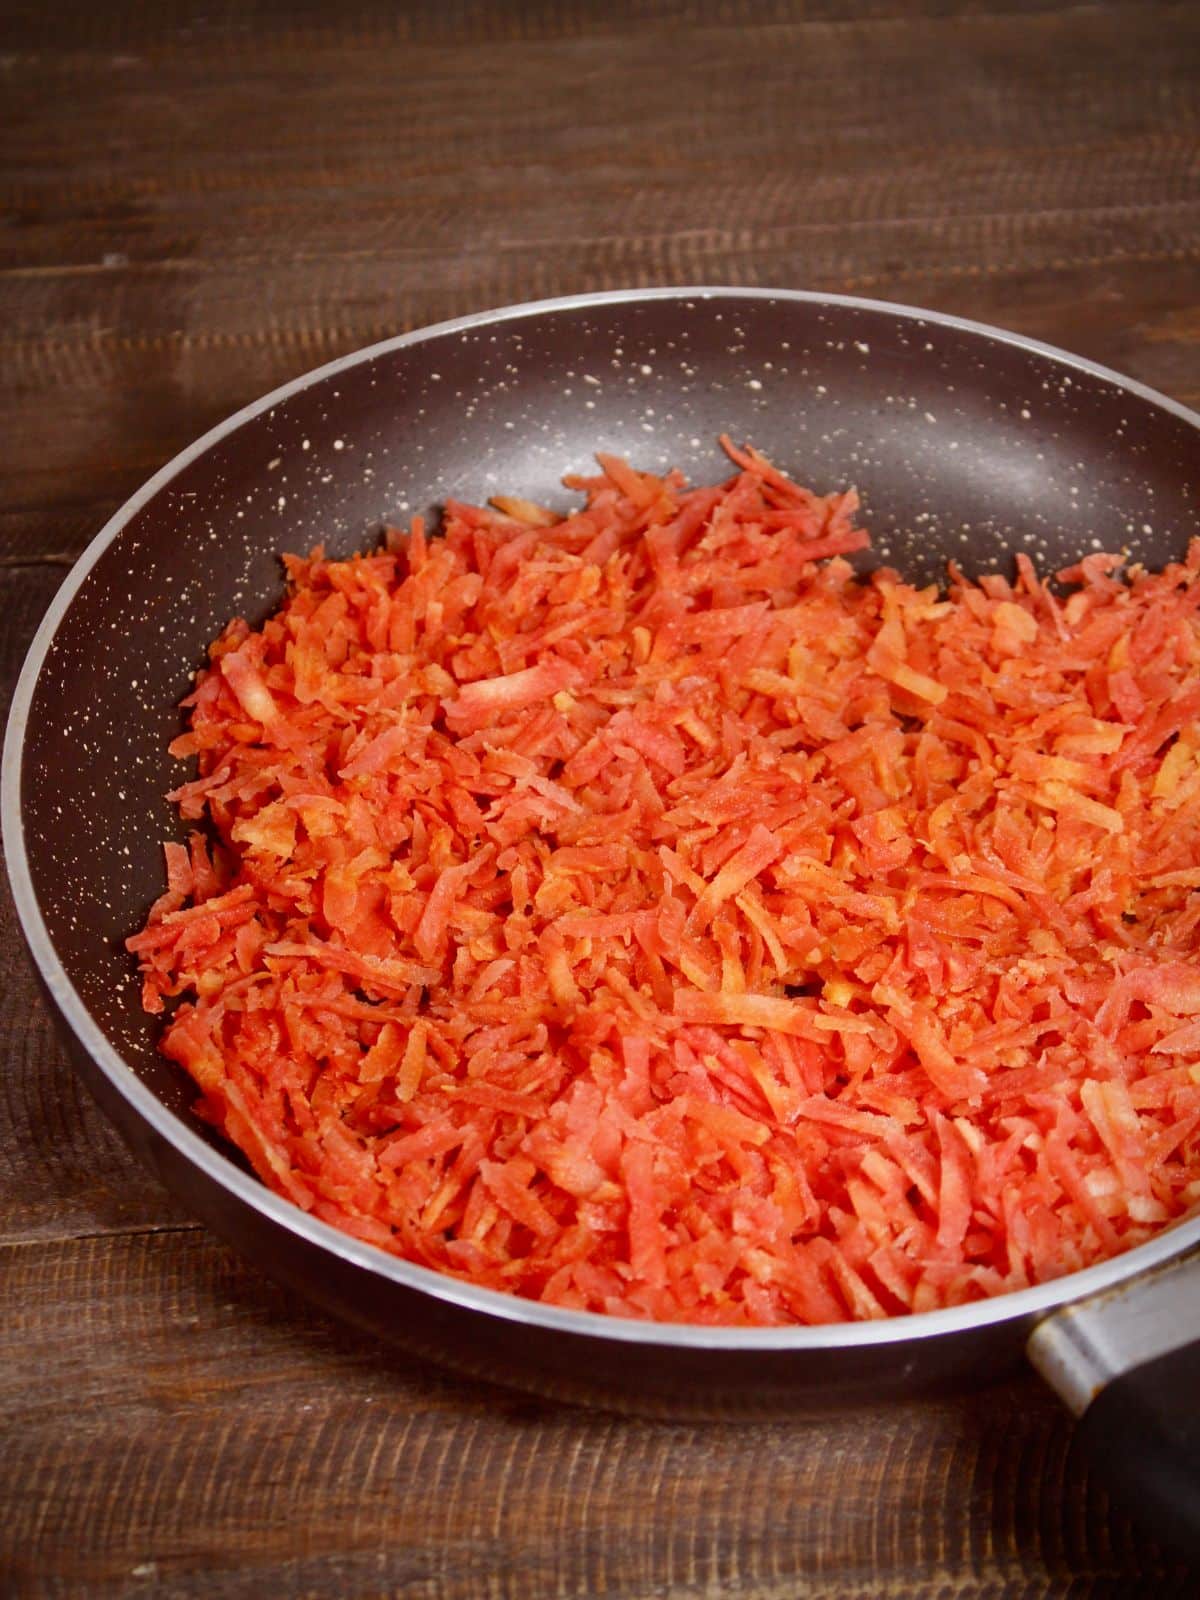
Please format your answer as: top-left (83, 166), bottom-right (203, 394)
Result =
top-left (8, 288), bottom-right (1200, 1406)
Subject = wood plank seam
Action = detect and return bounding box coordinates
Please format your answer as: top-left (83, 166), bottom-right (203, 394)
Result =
top-left (2, 241), bottom-right (1199, 370)
top-left (0, 1221), bottom-right (204, 1253)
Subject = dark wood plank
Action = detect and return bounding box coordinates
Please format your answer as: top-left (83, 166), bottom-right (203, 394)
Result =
top-left (0, 1227), bottom-right (1191, 1599)
top-left (5, 8), bottom-right (1197, 278)
top-left (0, 0), bottom-right (1144, 56)
top-left (1, 1), bottom-right (1197, 551)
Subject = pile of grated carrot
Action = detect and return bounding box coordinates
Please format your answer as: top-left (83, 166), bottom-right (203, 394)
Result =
top-left (129, 438), bottom-right (1200, 1325)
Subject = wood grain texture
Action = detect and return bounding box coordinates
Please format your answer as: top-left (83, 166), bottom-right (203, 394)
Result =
top-left (1, 1), bottom-right (1198, 549)
top-left (0, 1231), bottom-right (1192, 1598)
top-left (1, 1), bottom-right (1199, 1595)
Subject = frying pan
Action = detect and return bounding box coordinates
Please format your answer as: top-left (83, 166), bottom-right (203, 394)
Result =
top-left (4, 288), bottom-right (1199, 1555)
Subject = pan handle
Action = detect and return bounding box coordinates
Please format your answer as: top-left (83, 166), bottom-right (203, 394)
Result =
top-left (1027, 1247), bottom-right (1200, 1562)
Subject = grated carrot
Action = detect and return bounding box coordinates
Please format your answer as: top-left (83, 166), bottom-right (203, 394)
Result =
top-left (129, 439), bottom-right (1200, 1324)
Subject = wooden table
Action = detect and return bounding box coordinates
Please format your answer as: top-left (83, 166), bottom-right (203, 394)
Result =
top-left (2, 3), bottom-right (1199, 1594)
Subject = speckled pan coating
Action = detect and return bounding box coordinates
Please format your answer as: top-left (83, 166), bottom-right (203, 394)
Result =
top-left (5, 287), bottom-right (1200, 1414)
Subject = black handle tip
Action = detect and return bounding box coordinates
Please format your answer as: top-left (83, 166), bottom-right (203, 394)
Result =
top-left (1072, 1341), bottom-right (1200, 1568)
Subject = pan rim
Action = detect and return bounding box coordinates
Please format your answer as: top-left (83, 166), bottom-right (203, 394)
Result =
top-left (5, 282), bottom-right (1200, 1353)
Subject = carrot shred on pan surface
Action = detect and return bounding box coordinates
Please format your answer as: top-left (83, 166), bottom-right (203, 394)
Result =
top-left (130, 438), bottom-right (1200, 1325)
